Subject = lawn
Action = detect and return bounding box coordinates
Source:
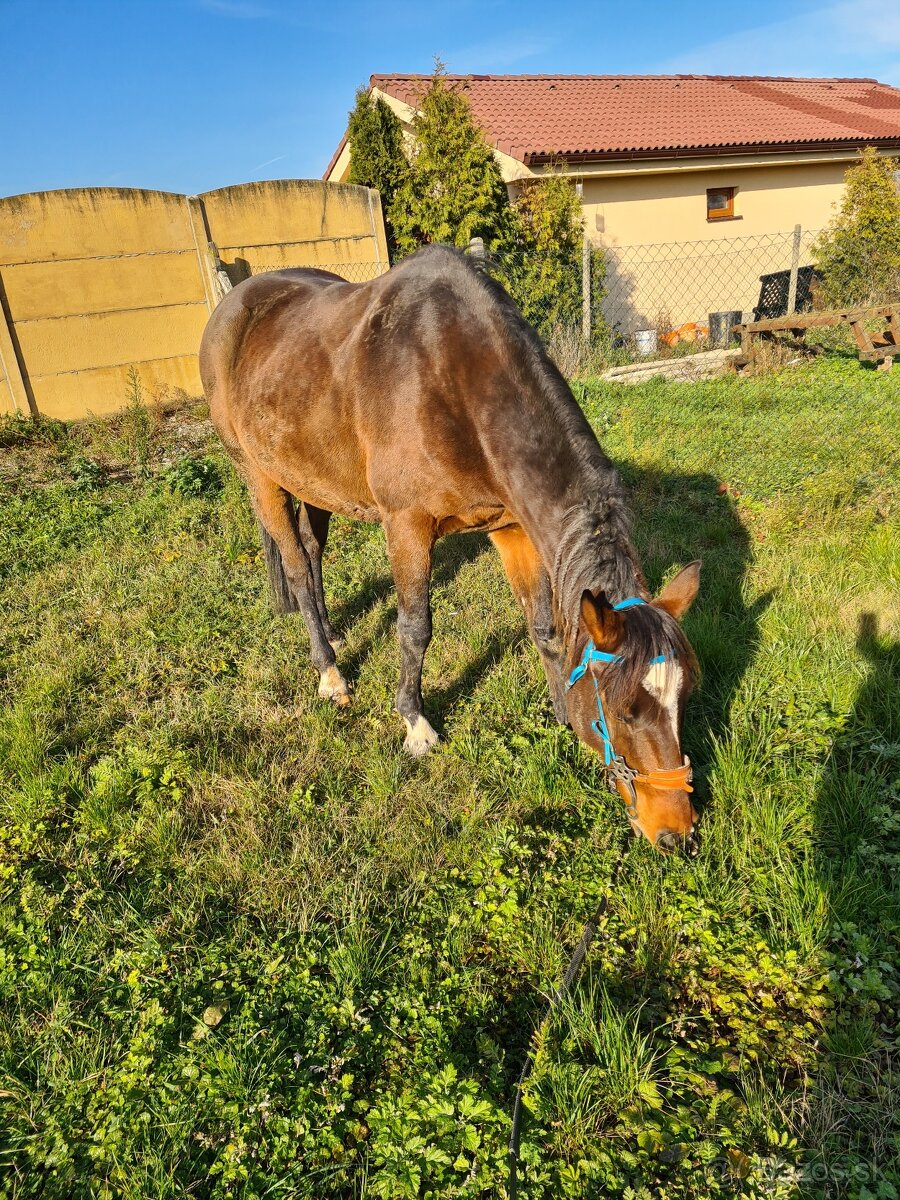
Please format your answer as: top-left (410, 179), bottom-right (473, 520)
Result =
top-left (0, 357), bottom-right (898, 1199)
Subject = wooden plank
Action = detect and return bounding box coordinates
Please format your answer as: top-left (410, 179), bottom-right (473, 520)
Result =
top-left (737, 305), bottom-right (898, 334)
top-left (849, 319), bottom-right (874, 356)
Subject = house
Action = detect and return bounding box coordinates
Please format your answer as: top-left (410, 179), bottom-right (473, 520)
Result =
top-left (325, 74), bottom-right (900, 331)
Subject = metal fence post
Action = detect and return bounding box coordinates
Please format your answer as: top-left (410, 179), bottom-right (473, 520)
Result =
top-left (582, 237), bottom-right (591, 342)
top-left (787, 224), bottom-right (802, 316)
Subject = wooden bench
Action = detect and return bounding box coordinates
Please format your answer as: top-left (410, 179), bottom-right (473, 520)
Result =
top-left (736, 305), bottom-right (899, 370)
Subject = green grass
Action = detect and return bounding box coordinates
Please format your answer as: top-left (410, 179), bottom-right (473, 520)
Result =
top-left (0, 357), bottom-right (898, 1199)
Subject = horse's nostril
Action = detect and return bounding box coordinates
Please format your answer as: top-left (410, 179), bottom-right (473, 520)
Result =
top-left (656, 829), bottom-right (701, 856)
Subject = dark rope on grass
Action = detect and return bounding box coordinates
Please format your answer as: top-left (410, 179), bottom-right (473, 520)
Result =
top-left (507, 894), bottom-right (609, 1199)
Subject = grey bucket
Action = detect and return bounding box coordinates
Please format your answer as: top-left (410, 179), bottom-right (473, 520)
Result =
top-left (709, 311), bottom-right (742, 348)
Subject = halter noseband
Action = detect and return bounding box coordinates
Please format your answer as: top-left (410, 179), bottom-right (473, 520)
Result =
top-left (567, 596), bottom-right (693, 823)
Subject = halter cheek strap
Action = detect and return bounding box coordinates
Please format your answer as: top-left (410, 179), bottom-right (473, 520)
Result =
top-left (567, 596), bottom-right (693, 822)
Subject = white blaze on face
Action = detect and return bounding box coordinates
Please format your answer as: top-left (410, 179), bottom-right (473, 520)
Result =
top-left (642, 659), bottom-right (682, 738)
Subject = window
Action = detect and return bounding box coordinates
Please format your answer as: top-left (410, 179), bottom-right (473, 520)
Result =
top-left (707, 187), bottom-right (736, 221)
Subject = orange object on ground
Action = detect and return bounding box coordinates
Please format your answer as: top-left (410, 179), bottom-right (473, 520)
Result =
top-left (662, 322), bottom-right (709, 347)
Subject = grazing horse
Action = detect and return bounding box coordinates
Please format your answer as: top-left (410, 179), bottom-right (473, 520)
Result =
top-left (200, 246), bottom-right (701, 853)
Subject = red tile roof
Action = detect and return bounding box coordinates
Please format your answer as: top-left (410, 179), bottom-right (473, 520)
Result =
top-left (368, 74), bottom-right (900, 163)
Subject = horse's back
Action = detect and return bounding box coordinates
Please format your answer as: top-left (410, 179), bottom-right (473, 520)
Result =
top-left (198, 248), bottom-right (554, 522)
top-left (199, 268), bottom-right (351, 452)
top-left (200, 269), bottom-right (346, 394)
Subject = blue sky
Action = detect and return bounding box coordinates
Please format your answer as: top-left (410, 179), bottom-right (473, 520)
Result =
top-left (2, 0), bottom-right (899, 198)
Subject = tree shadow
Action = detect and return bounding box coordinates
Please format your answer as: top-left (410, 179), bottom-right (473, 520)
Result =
top-left (803, 613), bottom-right (900, 1195)
top-left (621, 463), bottom-right (767, 796)
top-left (320, 470), bottom-right (759, 797)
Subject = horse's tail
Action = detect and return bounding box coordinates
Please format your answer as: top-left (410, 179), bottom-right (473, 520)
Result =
top-left (258, 522), bottom-right (299, 614)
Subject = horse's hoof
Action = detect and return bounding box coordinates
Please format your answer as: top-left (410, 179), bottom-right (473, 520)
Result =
top-left (403, 716), bottom-right (439, 756)
top-left (318, 666), bottom-right (351, 707)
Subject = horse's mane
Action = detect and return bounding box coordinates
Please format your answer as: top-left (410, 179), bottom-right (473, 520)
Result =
top-left (393, 247), bottom-right (694, 693)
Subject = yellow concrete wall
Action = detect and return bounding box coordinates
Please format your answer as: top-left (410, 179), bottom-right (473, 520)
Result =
top-left (200, 180), bottom-right (388, 280)
top-left (0, 181), bottom-right (388, 420)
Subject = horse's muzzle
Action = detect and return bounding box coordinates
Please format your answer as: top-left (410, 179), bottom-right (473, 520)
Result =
top-left (656, 829), bottom-right (700, 857)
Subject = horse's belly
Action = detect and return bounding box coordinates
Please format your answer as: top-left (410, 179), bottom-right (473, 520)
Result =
top-left (438, 506), bottom-right (509, 535)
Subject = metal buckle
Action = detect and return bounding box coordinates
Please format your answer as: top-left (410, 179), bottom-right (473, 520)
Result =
top-left (606, 755), bottom-right (640, 823)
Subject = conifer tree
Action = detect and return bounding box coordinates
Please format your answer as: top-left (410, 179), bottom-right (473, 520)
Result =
top-left (813, 146), bottom-right (900, 305)
top-left (346, 88), bottom-right (407, 251)
top-left (388, 62), bottom-right (514, 256)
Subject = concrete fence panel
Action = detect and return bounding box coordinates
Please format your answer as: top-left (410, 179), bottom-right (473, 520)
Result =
top-left (0, 180), bottom-right (388, 420)
top-left (200, 179), bottom-right (388, 280)
top-left (0, 188), bottom-right (208, 419)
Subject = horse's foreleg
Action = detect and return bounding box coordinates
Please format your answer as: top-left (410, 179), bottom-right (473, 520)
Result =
top-left (491, 526), bottom-right (569, 725)
top-left (384, 510), bottom-right (438, 755)
top-left (251, 477), bottom-right (350, 708)
top-left (296, 503), bottom-right (341, 649)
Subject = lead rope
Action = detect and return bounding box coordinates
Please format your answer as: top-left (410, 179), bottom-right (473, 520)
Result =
top-left (507, 891), bottom-right (610, 1199)
top-left (508, 847), bottom-right (634, 1197)
top-left (508, 597), bottom-right (671, 1194)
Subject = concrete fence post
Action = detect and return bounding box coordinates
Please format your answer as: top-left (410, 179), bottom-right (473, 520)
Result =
top-left (467, 236), bottom-right (487, 268)
top-left (582, 236), bottom-right (591, 342)
top-left (787, 224), bottom-right (802, 316)
top-left (0, 269), bottom-right (34, 416)
top-left (210, 244), bottom-right (234, 302)
top-left (186, 195), bottom-right (219, 314)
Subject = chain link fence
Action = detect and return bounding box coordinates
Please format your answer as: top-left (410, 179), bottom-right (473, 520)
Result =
top-left (474, 226), bottom-right (829, 370)
top-left (227, 229), bottom-right (828, 369)
top-left (600, 228), bottom-right (822, 340)
top-left (244, 261), bottom-right (388, 283)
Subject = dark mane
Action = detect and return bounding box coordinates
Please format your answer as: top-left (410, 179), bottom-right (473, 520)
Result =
top-left (398, 246), bottom-right (646, 641)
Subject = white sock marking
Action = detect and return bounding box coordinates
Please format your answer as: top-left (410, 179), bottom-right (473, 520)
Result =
top-left (403, 715), bottom-right (439, 756)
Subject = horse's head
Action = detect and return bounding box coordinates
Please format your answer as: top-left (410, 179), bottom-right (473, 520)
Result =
top-left (566, 563), bottom-right (701, 854)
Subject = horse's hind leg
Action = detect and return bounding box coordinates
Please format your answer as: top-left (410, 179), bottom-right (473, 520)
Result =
top-left (250, 475), bottom-right (350, 707)
top-left (296, 503), bottom-right (341, 649)
top-left (384, 510), bottom-right (439, 755)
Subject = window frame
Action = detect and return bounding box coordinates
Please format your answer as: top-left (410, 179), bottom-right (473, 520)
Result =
top-left (706, 186), bottom-right (736, 222)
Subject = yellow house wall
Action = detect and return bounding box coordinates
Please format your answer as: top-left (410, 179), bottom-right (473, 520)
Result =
top-left (578, 158), bottom-right (851, 330)
top-left (581, 159), bottom-right (846, 246)
top-left (0, 181), bottom-right (389, 420)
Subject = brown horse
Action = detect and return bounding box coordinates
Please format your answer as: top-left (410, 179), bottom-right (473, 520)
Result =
top-left (199, 246), bottom-right (701, 853)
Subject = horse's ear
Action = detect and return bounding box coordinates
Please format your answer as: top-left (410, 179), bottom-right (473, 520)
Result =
top-left (655, 561), bottom-right (701, 620)
top-left (580, 589), bottom-right (624, 651)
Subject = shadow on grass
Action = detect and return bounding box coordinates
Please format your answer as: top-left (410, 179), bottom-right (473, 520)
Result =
top-left (327, 530), bottom-right (493, 680)
top-left (356, 466), bottom-right (764, 1084)
top-left (805, 614), bottom-right (900, 1195)
top-left (321, 474), bottom-right (762, 781)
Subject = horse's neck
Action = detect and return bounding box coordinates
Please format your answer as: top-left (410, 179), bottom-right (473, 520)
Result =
top-left (488, 368), bottom-right (646, 629)
top-left (509, 454), bottom-right (645, 636)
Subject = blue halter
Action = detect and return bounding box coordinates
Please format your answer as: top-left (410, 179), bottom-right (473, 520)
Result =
top-left (567, 596), bottom-right (668, 768)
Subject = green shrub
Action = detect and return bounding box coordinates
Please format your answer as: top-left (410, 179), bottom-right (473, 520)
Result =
top-left (388, 61), bottom-right (515, 256)
top-left (813, 146), bottom-right (900, 306)
top-left (163, 454), bottom-right (223, 499)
